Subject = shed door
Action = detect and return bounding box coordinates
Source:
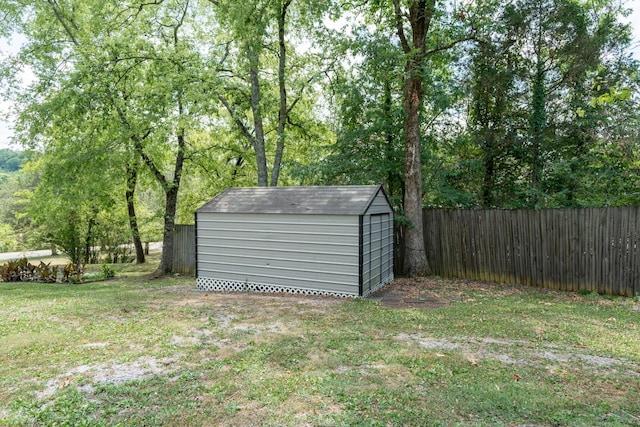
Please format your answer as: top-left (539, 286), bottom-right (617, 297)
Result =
top-left (368, 213), bottom-right (388, 291)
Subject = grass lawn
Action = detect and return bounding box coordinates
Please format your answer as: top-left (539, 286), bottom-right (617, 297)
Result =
top-left (1, 253), bottom-right (639, 426)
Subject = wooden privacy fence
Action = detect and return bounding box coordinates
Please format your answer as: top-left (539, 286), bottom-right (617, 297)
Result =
top-left (173, 224), bottom-right (196, 275)
top-left (176, 206), bottom-right (640, 296)
top-left (423, 207), bottom-right (640, 296)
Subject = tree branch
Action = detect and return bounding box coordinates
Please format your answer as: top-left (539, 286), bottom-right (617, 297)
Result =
top-left (392, 0), bottom-right (411, 53)
top-left (218, 95), bottom-right (257, 149)
top-left (425, 34), bottom-right (477, 57)
top-left (47, 0), bottom-right (80, 46)
top-left (111, 0), bottom-right (165, 27)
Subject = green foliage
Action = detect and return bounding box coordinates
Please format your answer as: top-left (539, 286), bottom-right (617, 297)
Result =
top-left (0, 149), bottom-right (28, 172)
top-left (0, 258), bottom-right (78, 283)
top-left (0, 0), bottom-right (639, 268)
top-left (460, 0), bottom-right (640, 208)
top-left (0, 223), bottom-right (18, 253)
top-left (101, 264), bottom-right (115, 279)
top-left (295, 28), bottom-right (405, 208)
top-left (211, 0), bottom-right (337, 187)
top-left (0, 163), bottom-right (38, 251)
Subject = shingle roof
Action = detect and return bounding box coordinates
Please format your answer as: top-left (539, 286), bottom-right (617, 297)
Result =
top-left (196, 185), bottom-right (385, 215)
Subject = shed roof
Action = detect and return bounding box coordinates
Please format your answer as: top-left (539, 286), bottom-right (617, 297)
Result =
top-left (196, 185), bottom-right (388, 215)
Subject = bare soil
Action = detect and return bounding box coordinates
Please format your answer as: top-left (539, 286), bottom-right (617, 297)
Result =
top-left (367, 275), bottom-right (612, 309)
top-left (368, 279), bottom-right (451, 309)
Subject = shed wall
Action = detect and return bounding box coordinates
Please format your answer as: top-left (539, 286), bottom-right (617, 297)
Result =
top-left (196, 213), bottom-right (361, 296)
top-left (361, 189), bottom-right (394, 295)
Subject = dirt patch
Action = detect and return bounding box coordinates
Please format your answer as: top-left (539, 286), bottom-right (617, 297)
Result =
top-left (38, 356), bottom-right (178, 399)
top-left (367, 275), bottom-right (635, 309)
top-left (397, 333), bottom-right (640, 376)
top-left (368, 278), bottom-right (453, 309)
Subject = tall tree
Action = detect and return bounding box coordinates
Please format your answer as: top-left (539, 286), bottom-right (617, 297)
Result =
top-left (393, 0), bottom-right (434, 276)
top-left (306, 29), bottom-right (405, 204)
top-left (468, 13), bottom-right (520, 208)
top-left (212, 0), bottom-right (335, 187)
top-left (2, 0), bottom-right (218, 273)
top-left (476, 0), bottom-right (635, 207)
top-left (389, 0), bottom-right (474, 276)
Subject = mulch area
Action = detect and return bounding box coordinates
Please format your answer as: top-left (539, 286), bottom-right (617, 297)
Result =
top-left (368, 277), bottom-right (452, 309)
top-left (367, 275), bottom-right (619, 309)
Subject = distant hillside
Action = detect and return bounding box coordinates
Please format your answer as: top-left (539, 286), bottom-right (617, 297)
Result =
top-left (0, 149), bottom-right (28, 172)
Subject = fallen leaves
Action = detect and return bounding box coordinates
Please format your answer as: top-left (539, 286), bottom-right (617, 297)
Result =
top-left (464, 353), bottom-right (479, 365)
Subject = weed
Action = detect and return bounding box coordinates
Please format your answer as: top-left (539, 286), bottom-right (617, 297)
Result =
top-left (101, 264), bottom-right (115, 279)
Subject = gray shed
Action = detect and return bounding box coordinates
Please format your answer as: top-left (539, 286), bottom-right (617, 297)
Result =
top-left (195, 185), bottom-right (394, 297)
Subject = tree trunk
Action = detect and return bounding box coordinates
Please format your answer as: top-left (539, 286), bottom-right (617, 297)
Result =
top-left (157, 129), bottom-right (186, 274)
top-left (126, 159), bottom-right (145, 264)
top-left (402, 72), bottom-right (431, 276)
top-left (83, 212), bottom-right (97, 265)
top-left (248, 47), bottom-right (268, 187)
top-left (159, 185), bottom-right (179, 274)
top-left (270, 0), bottom-right (291, 187)
top-left (394, 0), bottom-right (434, 277)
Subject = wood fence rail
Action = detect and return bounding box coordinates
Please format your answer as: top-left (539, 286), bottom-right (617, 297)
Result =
top-left (423, 207), bottom-right (640, 296)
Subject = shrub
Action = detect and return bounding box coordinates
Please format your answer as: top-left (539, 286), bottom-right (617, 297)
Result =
top-left (37, 261), bottom-right (59, 283)
top-left (0, 259), bottom-right (83, 284)
top-left (0, 258), bottom-right (31, 282)
top-left (61, 263), bottom-right (84, 283)
top-left (101, 264), bottom-right (115, 279)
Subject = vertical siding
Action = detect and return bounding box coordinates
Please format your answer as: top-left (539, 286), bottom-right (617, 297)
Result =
top-left (362, 215), bottom-right (371, 294)
top-left (173, 224), bottom-right (196, 275)
top-left (381, 213), bottom-right (393, 284)
top-left (361, 189), bottom-right (394, 295)
top-left (197, 213), bottom-right (361, 295)
top-left (369, 215), bottom-right (384, 288)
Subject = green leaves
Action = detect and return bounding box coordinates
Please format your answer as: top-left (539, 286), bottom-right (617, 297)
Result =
top-left (464, 0), bottom-right (640, 208)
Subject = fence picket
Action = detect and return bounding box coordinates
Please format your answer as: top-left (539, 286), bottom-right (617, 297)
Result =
top-left (172, 225), bottom-right (196, 275)
top-left (422, 207), bottom-right (639, 296)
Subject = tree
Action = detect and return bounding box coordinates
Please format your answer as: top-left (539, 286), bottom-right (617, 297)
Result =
top-left (465, 0), bottom-right (637, 208)
top-left (393, 0), bottom-right (433, 276)
top-left (0, 149), bottom-right (29, 172)
top-left (468, 10), bottom-right (522, 208)
top-left (26, 0), bottom-right (153, 264)
top-left (304, 28), bottom-right (406, 205)
top-left (212, 0), bottom-right (336, 187)
top-left (385, 0), bottom-right (475, 276)
top-left (3, 0), bottom-right (219, 273)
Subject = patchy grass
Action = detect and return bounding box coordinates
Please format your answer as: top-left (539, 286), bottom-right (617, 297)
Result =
top-left (1, 259), bottom-right (639, 426)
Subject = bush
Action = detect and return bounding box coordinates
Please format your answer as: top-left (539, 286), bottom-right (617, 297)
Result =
top-left (61, 263), bottom-right (84, 283)
top-left (0, 258), bottom-right (83, 284)
top-left (0, 223), bottom-right (19, 253)
top-left (101, 264), bottom-right (115, 279)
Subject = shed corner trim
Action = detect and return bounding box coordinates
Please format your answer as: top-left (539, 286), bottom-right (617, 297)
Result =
top-left (358, 214), bottom-right (364, 296)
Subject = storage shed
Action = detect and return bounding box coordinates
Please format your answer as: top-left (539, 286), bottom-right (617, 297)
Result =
top-left (195, 185), bottom-right (394, 297)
